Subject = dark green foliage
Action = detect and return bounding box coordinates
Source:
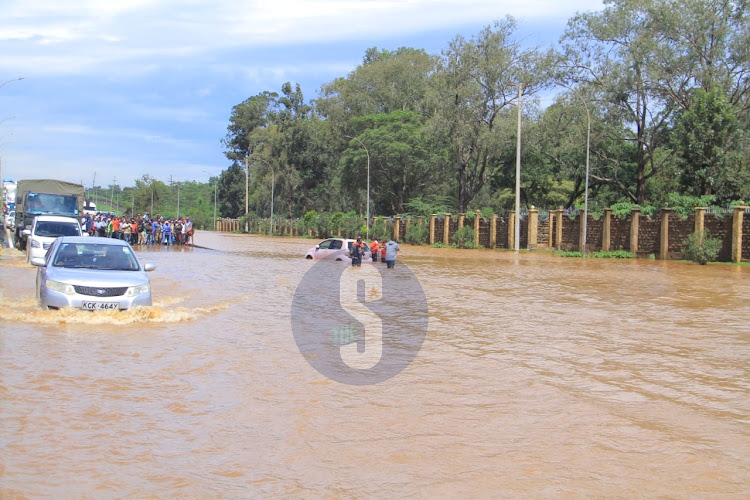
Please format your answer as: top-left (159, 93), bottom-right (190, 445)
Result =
top-left (682, 231), bottom-right (722, 265)
top-left (404, 223), bottom-right (428, 245)
top-left (370, 218), bottom-right (393, 242)
top-left (451, 226), bottom-right (479, 249)
top-left (667, 193), bottom-right (717, 218)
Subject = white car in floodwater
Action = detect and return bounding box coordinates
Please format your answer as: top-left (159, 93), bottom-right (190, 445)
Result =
top-left (24, 215), bottom-right (84, 263)
top-left (305, 238), bottom-right (372, 263)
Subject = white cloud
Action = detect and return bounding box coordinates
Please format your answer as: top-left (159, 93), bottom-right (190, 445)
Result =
top-left (0, 0), bottom-right (603, 77)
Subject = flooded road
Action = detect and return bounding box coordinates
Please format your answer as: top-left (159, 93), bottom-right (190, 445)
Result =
top-left (1, 231), bottom-right (750, 497)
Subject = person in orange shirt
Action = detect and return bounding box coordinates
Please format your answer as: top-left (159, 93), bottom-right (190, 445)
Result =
top-left (370, 239), bottom-right (379, 263)
top-left (111, 216), bottom-right (121, 240)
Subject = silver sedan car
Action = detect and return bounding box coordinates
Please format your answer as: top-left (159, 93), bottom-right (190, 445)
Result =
top-left (31, 236), bottom-right (156, 311)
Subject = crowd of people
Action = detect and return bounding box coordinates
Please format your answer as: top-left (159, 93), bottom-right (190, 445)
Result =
top-left (351, 236), bottom-right (400, 268)
top-left (80, 212), bottom-right (194, 246)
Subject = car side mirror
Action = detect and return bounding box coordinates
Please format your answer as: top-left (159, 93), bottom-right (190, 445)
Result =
top-left (30, 257), bottom-right (46, 267)
top-left (143, 263), bottom-right (156, 272)
top-left (315, 245), bottom-right (320, 250)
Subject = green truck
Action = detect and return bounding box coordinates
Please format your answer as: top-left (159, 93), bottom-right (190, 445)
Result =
top-left (14, 179), bottom-right (85, 250)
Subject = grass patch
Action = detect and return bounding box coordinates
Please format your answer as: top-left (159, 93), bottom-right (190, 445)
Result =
top-left (557, 250), bottom-right (636, 258)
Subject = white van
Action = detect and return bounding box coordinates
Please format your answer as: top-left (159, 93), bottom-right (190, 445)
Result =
top-left (24, 215), bottom-right (84, 263)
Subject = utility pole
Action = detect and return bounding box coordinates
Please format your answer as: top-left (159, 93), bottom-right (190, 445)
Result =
top-left (244, 157), bottom-right (249, 233)
top-left (92, 171), bottom-right (96, 207)
top-left (512, 83), bottom-right (524, 252)
top-left (110, 177), bottom-right (115, 209)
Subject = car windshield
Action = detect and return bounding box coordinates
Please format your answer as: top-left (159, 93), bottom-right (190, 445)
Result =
top-left (35, 221), bottom-right (80, 237)
top-left (53, 242), bottom-right (139, 271)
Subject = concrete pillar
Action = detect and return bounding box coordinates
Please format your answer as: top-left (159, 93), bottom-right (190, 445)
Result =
top-left (528, 206), bottom-right (538, 249)
top-left (404, 217), bottom-right (411, 240)
top-left (602, 208), bottom-right (612, 252)
top-left (660, 208), bottom-right (671, 260)
top-left (457, 213), bottom-right (465, 229)
top-left (429, 214), bottom-right (436, 245)
top-left (443, 213), bottom-right (451, 245)
top-left (578, 210), bottom-right (586, 252)
top-left (508, 211), bottom-right (515, 251)
top-left (548, 210), bottom-right (556, 248)
top-left (732, 205), bottom-right (746, 263)
top-left (394, 216), bottom-right (401, 240)
top-left (556, 210), bottom-right (564, 250)
top-left (474, 213), bottom-right (481, 247)
top-left (695, 207), bottom-right (706, 243)
top-left (630, 207), bottom-right (641, 254)
top-left (490, 214), bottom-right (498, 249)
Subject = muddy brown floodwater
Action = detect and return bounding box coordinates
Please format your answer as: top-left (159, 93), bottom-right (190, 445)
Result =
top-left (1, 230), bottom-right (750, 498)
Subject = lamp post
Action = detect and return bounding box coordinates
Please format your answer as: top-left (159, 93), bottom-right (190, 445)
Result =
top-left (202, 171), bottom-right (218, 230)
top-left (243, 157), bottom-right (249, 232)
top-left (557, 82), bottom-right (591, 257)
top-left (252, 158), bottom-right (275, 236)
top-left (508, 83), bottom-right (525, 252)
top-left (345, 135), bottom-right (370, 238)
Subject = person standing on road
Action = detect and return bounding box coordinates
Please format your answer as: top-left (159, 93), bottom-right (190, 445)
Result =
top-left (370, 238), bottom-right (379, 263)
top-left (385, 238), bottom-right (400, 269)
top-left (350, 235), bottom-right (364, 267)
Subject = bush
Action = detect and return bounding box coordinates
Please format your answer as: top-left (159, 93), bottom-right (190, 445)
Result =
top-left (451, 226), bottom-right (479, 249)
top-left (430, 241), bottom-right (456, 248)
top-left (610, 202), bottom-right (635, 219)
top-left (405, 223), bottom-right (428, 245)
top-left (338, 215), bottom-right (364, 239)
top-left (592, 250), bottom-right (636, 259)
top-left (370, 218), bottom-right (393, 242)
top-left (682, 231), bottom-right (722, 264)
top-left (303, 210), bottom-right (318, 231)
top-left (668, 193), bottom-right (716, 218)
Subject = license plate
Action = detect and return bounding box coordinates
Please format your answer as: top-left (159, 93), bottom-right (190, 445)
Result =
top-left (81, 301), bottom-right (119, 310)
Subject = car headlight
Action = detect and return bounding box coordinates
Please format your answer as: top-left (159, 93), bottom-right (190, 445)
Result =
top-left (125, 284), bottom-right (150, 297)
top-left (46, 280), bottom-right (76, 295)
top-left (30, 239), bottom-right (41, 248)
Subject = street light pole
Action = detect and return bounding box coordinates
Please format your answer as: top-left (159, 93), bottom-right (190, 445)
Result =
top-left (202, 170), bottom-right (218, 230)
top-left (270, 169), bottom-right (275, 237)
top-left (346, 135), bottom-right (370, 239)
top-left (557, 82), bottom-right (591, 257)
top-left (509, 83), bottom-right (524, 252)
top-left (251, 158), bottom-right (274, 236)
top-left (244, 157), bottom-right (249, 232)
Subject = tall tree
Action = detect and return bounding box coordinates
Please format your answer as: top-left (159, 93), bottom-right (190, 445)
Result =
top-left (431, 17), bottom-right (553, 212)
top-left (340, 111), bottom-right (448, 214)
top-left (562, 0), bottom-right (678, 205)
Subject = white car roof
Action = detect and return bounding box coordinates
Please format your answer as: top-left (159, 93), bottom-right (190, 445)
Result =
top-left (33, 215), bottom-right (82, 224)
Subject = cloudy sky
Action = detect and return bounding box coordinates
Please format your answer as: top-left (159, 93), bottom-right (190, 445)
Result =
top-left (0, 0), bottom-right (604, 190)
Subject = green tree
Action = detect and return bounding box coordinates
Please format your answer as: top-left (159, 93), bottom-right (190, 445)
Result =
top-left (672, 87), bottom-right (747, 200)
top-left (430, 17), bottom-right (554, 212)
top-left (341, 111), bottom-right (448, 214)
top-left (562, 0), bottom-right (676, 205)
